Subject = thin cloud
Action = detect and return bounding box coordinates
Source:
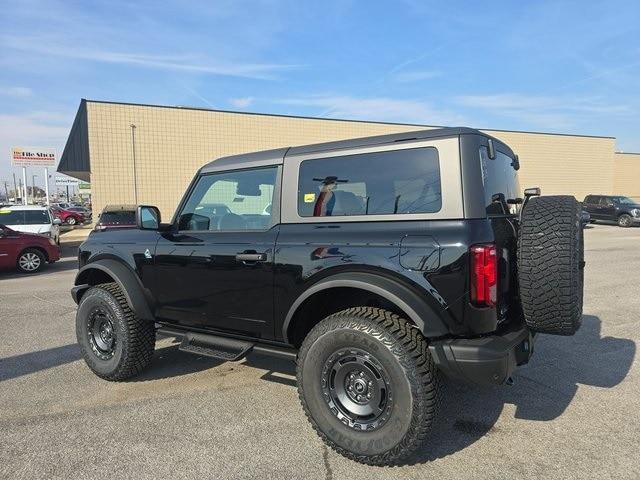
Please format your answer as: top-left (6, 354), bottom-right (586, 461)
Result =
top-left (392, 71), bottom-right (442, 83)
top-left (229, 97), bottom-right (255, 109)
top-left (2, 36), bottom-right (300, 80)
top-left (0, 86), bottom-right (33, 97)
top-left (0, 112), bottom-right (71, 178)
top-left (455, 93), bottom-right (631, 128)
top-left (277, 95), bottom-right (465, 126)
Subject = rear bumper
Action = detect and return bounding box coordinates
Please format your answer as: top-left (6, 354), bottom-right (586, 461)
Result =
top-left (429, 325), bottom-right (533, 385)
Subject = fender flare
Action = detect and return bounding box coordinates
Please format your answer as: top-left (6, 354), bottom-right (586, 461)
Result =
top-left (72, 259), bottom-right (154, 321)
top-left (282, 272), bottom-right (448, 342)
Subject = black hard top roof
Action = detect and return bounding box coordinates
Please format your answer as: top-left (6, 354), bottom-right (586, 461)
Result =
top-left (201, 127), bottom-right (502, 173)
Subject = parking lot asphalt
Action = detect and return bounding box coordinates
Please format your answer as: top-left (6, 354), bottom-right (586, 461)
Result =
top-left (1, 225), bottom-right (638, 480)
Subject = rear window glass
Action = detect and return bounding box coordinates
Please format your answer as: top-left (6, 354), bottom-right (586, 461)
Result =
top-left (479, 147), bottom-right (521, 215)
top-left (99, 211), bottom-right (136, 225)
top-left (0, 209), bottom-right (50, 225)
top-left (298, 147), bottom-right (441, 217)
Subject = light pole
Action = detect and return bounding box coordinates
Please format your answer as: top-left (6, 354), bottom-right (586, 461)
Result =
top-left (31, 174), bottom-right (38, 204)
top-left (130, 124), bottom-right (138, 204)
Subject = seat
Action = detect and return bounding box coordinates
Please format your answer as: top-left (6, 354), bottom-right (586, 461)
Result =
top-left (331, 191), bottom-right (365, 216)
top-left (218, 213), bottom-right (247, 230)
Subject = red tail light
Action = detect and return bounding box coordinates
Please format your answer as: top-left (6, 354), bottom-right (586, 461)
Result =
top-left (470, 244), bottom-right (497, 307)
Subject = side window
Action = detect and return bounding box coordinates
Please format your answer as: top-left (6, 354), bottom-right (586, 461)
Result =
top-left (297, 147), bottom-right (441, 217)
top-left (179, 166), bottom-right (278, 231)
top-left (598, 197), bottom-right (610, 206)
top-left (584, 195), bottom-right (594, 204)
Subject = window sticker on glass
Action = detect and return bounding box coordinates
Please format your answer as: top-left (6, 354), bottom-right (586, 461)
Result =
top-left (304, 193), bottom-right (316, 203)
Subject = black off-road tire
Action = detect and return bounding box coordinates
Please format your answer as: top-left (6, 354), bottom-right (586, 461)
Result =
top-left (76, 282), bottom-right (155, 380)
top-left (296, 307), bottom-right (439, 466)
top-left (518, 196), bottom-right (583, 335)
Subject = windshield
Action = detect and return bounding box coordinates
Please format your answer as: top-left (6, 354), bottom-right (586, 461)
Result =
top-left (0, 208), bottom-right (51, 225)
top-left (99, 210), bottom-right (136, 225)
top-left (612, 196), bottom-right (636, 205)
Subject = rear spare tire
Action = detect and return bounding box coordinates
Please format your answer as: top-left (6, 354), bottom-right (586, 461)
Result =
top-left (518, 195), bottom-right (583, 335)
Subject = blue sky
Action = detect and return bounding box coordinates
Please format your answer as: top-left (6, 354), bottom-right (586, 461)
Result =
top-left (1, 0), bottom-right (639, 186)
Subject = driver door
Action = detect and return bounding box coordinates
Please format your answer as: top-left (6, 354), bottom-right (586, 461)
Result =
top-left (152, 165), bottom-right (280, 340)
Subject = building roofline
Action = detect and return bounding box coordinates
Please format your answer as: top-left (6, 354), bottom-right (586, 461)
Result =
top-left (82, 98), bottom-right (617, 140)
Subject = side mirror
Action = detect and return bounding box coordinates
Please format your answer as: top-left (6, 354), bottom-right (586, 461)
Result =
top-left (52, 218), bottom-right (62, 226)
top-left (136, 205), bottom-right (161, 230)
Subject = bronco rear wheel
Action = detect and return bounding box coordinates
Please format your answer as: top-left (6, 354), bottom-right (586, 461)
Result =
top-left (518, 195), bottom-right (584, 335)
top-left (76, 282), bottom-right (155, 380)
top-left (296, 307), bottom-right (439, 466)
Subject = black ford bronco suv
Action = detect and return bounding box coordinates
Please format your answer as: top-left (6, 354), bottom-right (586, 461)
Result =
top-left (72, 127), bottom-right (584, 465)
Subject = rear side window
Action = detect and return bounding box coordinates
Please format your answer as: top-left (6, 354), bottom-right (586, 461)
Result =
top-left (297, 147), bottom-right (441, 217)
top-left (479, 146), bottom-right (521, 215)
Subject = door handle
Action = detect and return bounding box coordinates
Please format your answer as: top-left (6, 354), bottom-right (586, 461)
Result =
top-left (235, 252), bottom-right (267, 263)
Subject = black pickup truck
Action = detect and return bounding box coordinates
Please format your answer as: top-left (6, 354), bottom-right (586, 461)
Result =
top-left (72, 127), bottom-right (584, 465)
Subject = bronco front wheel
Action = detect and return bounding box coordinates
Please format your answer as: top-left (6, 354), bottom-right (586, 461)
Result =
top-left (296, 307), bottom-right (439, 466)
top-left (76, 282), bottom-right (155, 381)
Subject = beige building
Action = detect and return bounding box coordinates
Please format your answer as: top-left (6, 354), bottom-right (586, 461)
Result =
top-left (58, 99), bottom-right (637, 219)
top-left (614, 152), bottom-right (640, 201)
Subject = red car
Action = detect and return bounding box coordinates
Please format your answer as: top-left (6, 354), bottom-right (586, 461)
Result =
top-left (0, 225), bottom-right (60, 273)
top-left (51, 206), bottom-right (86, 226)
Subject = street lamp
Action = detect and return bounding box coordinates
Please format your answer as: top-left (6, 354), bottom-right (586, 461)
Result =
top-left (31, 174), bottom-right (38, 204)
top-left (130, 124), bottom-right (138, 204)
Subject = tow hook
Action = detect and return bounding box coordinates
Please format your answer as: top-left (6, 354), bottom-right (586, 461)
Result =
top-left (505, 376), bottom-right (514, 386)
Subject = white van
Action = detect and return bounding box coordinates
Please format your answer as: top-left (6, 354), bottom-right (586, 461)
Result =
top-left (0, 205), bottom-right (62, 244)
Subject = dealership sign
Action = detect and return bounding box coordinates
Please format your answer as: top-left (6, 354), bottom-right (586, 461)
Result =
top-left (11, 147), bottom-right (57, 167)
top-left (78, 182), bottom-right (91, 193)
top-left (55, 177), bottom-right (80, 186)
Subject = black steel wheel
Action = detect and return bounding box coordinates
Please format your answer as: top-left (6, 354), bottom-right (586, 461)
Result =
top-left (322, 347), bottom-right (392, 431)
top-left (297, 307), bottom-right (439, 466)
top-left (76, 282), bottom-right (155, 381)
top-left (87, 306), bottom-right (117, 360)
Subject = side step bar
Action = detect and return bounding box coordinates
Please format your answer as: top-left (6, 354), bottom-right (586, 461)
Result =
top-left (158, 327), bottom-right (297, 362)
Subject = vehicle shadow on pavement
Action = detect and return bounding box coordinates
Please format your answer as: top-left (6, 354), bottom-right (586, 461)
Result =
top-left (410, 314), bottom-right (636, 463)
top-left (128, 336), bottom-right (224, 382)
top-left (0, 344), bottom-right (82, 382)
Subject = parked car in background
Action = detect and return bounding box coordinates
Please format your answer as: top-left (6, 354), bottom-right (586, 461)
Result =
top-left (66, 206), bottom-right (92, 222)
top-left (583, 195), bottom-right (640, 227)
top-left (51, 205), bottom-right (86, 226)
top-left (0, 224), bottom-right (60, 273)
top-left (94, 205), bottom-right (137, 231)
top-left (580, 209), bottom-right (591, 227)
top-left (0, 205), bottom-right (61, 244)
